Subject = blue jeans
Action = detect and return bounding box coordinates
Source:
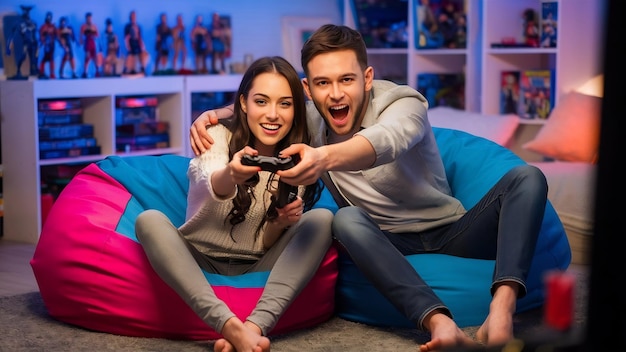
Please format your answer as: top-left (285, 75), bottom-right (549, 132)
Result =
top-left (332, 165), bottom-right (548, 329)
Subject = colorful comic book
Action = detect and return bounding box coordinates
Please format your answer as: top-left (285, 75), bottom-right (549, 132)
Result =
top-left (518, 70), bottom-right (555, 120)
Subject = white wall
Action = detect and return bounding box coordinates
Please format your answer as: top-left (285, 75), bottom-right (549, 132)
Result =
top-left (0, 0), bottom-right (342, 74)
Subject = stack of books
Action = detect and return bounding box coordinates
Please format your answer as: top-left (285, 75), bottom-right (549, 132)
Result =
top-left (115, 96), bottom-right (169, 152)
top-left (38, 99), bottom-right (101, 159)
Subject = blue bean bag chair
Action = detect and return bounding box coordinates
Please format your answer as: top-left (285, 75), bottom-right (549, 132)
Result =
top-left (335, 127), bottom-right (572, 328)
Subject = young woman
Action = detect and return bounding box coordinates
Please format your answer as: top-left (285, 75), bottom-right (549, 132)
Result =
top-left (135, 56), bottom-right (333, 352)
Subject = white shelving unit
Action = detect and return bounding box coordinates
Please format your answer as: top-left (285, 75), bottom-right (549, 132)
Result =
top-left (0, 74), bottom-right (242, 243)
top-left (343, 0), bottom-right (480, 111)
top-left (481, 0), bottom-right (605, 117)
top-left (343, 0), bottom-right (604, 116)
top-left (409, 0), bottom-right (481, 112)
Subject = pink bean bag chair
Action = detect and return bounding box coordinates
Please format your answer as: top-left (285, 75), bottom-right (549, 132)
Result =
top-left (31, 155), bottom-right (339, 340)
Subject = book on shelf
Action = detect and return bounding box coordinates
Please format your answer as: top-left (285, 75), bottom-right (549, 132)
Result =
top-left (116, 132), bottom-right (170, 152)
top-left (39, 124), bottom-right (95, 140)
top-left (38, 108), bottom-right (83, 126)
top-left (416, 72), bottom-right (465, 109)
top-left (40, 146), bottom-right (101, 160)
top-left (540, 0), bottom-right (558, 48)
top-left (116, 121), bottom-right (169, 137)
top-left (500, 71), bottom-right (521, 115)
top-left (518, 69), bottom-right (555, 120)
top-left (38, 98), bottom-right (82, 111)
top-left (414, 0), bottom-right (467, 49)
top-left (39, 137), bottom-right (99, 151)
top-left (115, 95), bottom-right (159, 125)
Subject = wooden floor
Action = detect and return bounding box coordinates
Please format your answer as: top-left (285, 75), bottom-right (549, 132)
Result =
top-left (0, 238), bottom-right (39, 297)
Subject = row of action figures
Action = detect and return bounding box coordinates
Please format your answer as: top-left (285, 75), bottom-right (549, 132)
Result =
top-left (4, 6), bottom-right (232, 80)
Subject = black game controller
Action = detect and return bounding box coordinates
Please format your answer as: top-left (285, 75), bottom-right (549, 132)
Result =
top-left (242, 154), bottom-right (298, 207)
top-left (241, 155), bottom-right (295, 173)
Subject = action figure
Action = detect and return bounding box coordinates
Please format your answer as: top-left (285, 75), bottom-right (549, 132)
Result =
top-left (101, 18), bottom-right (120, 76)
top-left (79, 12), bottom-right (100, 78)
top-left (38, 11), bottom-right (57, 79)
top-left (209, 12), bottom-right (231, 74)
top-left (171, 14), bottom-right (187, 71)
top-left (4, 5), bottom-right (38, 79)
top-left (57, 16), bottom-right (78, 79)
top-left (190, 14), bottom-right (211, 74)
top-left (123, 10), bottom-right (147, 75)
top-left (522, 8), bottom-right (539, 47)
top-left (154, 12), bottom-right (172, 73)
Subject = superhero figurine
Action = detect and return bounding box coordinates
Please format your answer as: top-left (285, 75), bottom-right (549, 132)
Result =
top-left (5, 5), bottom-right (39, 79)
top-left (38, 11), bottom-right (56, 79)
top-left (123, 10), bottom-right (147, 75)
top-left (154, 12), bottom-right (172, 73)
top-left (101, 18), bottom-right (120, 76)
top-left (80, 12), bottom-right (100, 78)
top-left (57, 16), bottom-right (78, 79)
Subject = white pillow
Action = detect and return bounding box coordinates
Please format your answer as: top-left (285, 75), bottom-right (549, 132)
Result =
top-left (428, 107), bottom-right (520, 146)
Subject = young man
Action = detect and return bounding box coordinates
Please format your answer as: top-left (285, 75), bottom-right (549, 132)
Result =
top-left (190, 24), bottom-right (548, 351)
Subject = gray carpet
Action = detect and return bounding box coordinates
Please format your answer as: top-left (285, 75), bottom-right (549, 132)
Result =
top-left (0, 265), bottom-right (588, 352)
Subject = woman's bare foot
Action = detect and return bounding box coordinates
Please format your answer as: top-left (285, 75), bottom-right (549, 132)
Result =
top-left (214, 317), bottom-right (271, 352)
top-left (419, 311), bottom-right (477, 351)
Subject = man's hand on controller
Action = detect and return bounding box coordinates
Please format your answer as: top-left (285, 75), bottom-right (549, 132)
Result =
top-left (277, 144), bottom-right (328, 186)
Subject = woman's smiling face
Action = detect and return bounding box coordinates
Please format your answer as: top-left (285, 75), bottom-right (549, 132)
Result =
top-left (240, 72), bottom-right (295, 155)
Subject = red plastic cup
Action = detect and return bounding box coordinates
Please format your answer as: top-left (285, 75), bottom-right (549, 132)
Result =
top-left (543, 270), bottom-right (575, 331)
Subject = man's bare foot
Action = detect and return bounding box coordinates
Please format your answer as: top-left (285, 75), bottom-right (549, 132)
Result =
top-left (419, 312), bottom-right (477, 351)
top-left (475, 310), bottom-right (514, 346)
top-left (476, 282), bottom-right (517, 346)
top-left (214, 317), bottom-right (271, 352)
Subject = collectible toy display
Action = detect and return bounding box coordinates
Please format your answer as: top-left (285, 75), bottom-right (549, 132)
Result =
top-left (2, 5), bottom-right (233, 79)
top-left (4, 5), bottom-right (39, 79)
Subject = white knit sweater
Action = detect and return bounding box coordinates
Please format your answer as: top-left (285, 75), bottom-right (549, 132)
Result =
top-left (180, 124), bottom-right (297, 261)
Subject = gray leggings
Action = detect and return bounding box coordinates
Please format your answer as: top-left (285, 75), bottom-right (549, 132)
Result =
top-left (135, 208), bottom-right (333, 336)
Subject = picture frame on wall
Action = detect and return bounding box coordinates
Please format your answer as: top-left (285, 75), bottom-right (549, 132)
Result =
top-left (281, 16), bottom-right (331, 73)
